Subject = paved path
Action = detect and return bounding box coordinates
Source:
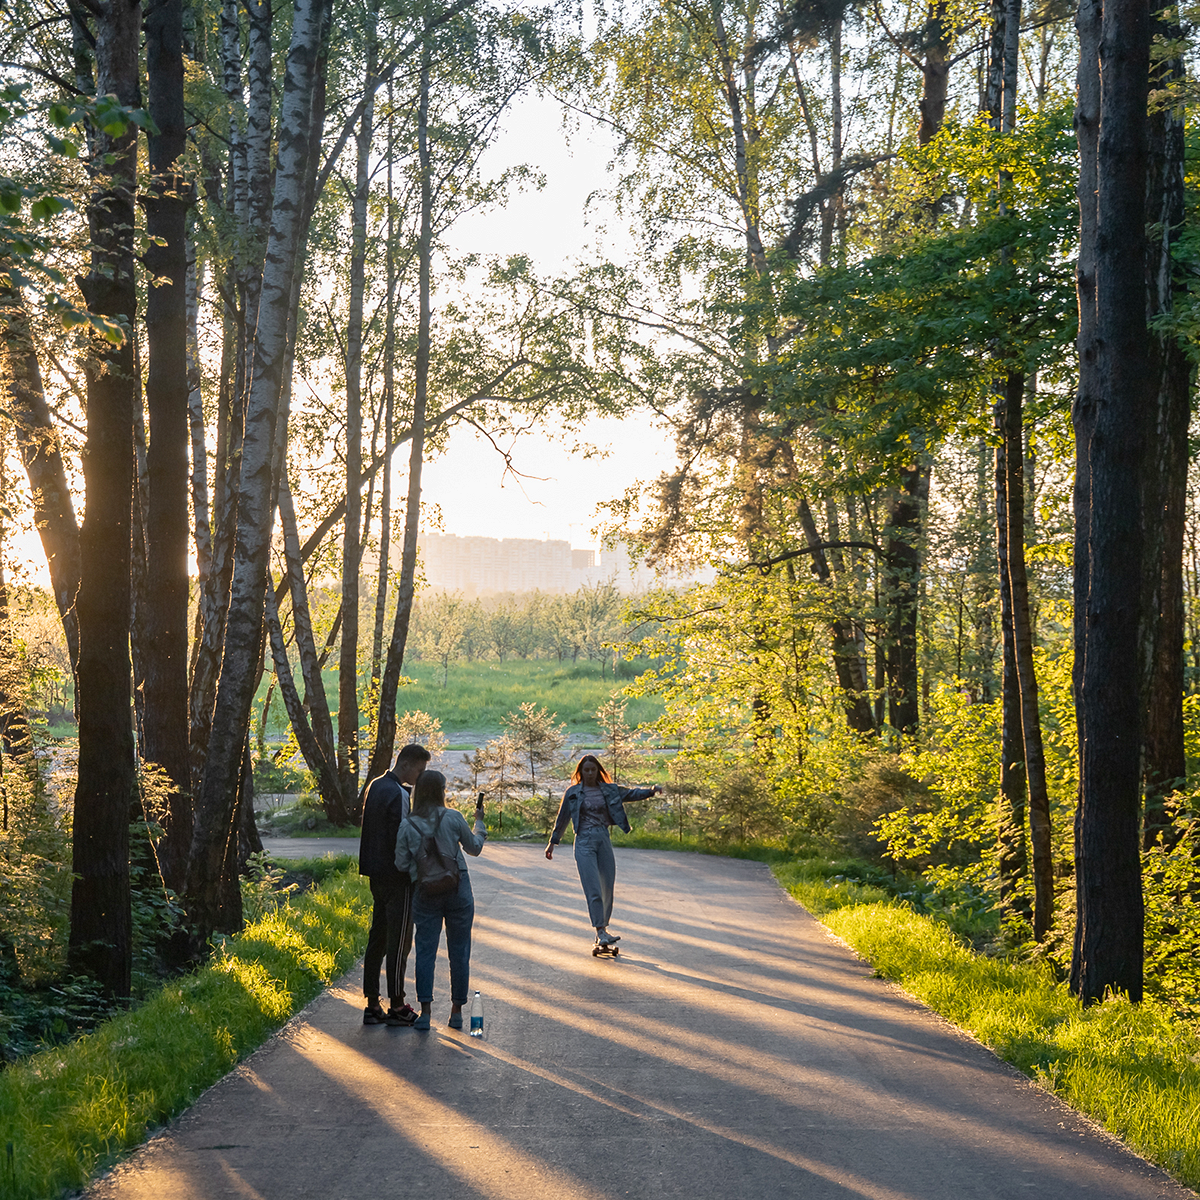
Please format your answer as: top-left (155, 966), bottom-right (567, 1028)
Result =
top-left (259, 836), bottom-right (359, 860)
top-left (88, 846), bottom-right (1193, 1200)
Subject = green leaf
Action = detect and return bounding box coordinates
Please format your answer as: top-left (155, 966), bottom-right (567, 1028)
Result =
top-left (30, 196), bottom-right (69, 221)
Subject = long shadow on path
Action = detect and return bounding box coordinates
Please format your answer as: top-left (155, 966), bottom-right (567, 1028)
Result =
top-left (88, 845), bottom-right (1194, 1200)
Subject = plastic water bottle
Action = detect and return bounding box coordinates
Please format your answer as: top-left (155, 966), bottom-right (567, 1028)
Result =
top-left (469, 990), bottom-right (484, 1037)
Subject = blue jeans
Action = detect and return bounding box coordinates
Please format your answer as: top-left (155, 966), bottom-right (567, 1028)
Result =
top-left (412, 872), bottom-right (475, 1005)
top-left (574, 825), bottom-right (615, 929)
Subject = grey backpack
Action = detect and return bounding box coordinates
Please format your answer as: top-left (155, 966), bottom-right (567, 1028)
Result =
top-left (415, 810), bottom-right (460, 898)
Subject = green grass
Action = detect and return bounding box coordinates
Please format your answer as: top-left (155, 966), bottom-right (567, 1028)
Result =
top-left (0, 862), bottom-right (372, 1200)
top-left (256, 658), bottom-right (664, 741)
top-left (774, 861), bottom-right (1200, 1190)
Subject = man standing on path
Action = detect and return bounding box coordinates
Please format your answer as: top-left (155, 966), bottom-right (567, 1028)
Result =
top-left (358, 743), bottom-right (431, 1025)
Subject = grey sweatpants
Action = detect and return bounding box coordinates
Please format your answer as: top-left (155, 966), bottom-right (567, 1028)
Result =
top-left (573, 825), bottom-right (615, 929)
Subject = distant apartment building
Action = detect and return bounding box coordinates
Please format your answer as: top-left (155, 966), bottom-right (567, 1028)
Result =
top-left (414, 533), bottom-right (712, 596)
top-left (417, 534), bottom-right (572, 594)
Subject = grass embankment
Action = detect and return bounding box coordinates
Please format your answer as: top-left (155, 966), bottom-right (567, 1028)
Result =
top-left (0, 857), bottom-right (370, 1200)
top-left (775, 859), bottom-right (1200, 1190)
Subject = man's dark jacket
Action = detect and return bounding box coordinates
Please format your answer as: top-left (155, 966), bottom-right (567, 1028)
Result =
top-left (358, 770), bottom-right (409, 884)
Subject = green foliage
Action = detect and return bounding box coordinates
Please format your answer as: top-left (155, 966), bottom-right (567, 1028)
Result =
top-left (874, 686), bottom-right (999, 890)
top-left (0, 737), bottom-right (71, 991)
top-left (0, 83), bottom-right (151, 343)
top-left (768, 104), bottom-right (1080, 487)
top-left (251, 754), bottom-right (310, 796)
top-left (623, 571), bottom-right (823, 838)
top-left (240, 852), bottom-right (299, 923)
top-left (1143, 814), bottom-right (1200, 1017)
top-left (0, 867), bottom-right (371, 1200)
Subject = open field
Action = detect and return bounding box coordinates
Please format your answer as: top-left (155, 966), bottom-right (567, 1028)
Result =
top-left (255, 657), bottom-right (665, 742)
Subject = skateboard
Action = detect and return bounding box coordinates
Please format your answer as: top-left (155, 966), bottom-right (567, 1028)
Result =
top-left (592, 939), bottom-right (620, 958)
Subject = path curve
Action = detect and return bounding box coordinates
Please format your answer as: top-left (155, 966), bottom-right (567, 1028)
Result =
top-left (88, 845), bottom-right (1194, 1200)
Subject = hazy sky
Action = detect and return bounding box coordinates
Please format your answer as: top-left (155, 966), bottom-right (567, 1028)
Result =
top-left (422, 92), bottom-right (665, 552)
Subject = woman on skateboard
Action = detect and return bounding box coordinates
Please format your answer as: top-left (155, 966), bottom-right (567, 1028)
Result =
top-left (545, 755), bottom-right (662, 952)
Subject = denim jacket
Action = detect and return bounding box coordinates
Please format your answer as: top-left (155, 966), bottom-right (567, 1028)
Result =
top-left (549, 782), bottom-right (655, 844)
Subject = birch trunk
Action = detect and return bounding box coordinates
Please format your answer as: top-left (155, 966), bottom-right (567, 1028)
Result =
top-left (191, 8), bottom-right (248, 797)
top-left (279, 471), bottom-right (343, 807)
top-left (186, 0), bottom-right (333, 939)
top-left (370, 144), bottom-right (396, 690)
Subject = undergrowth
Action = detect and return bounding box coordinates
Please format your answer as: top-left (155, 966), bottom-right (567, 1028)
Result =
top-left (0, 861), bottom-right (371, 1200)
top-left (775, 860), bottom-right (1200, 1190)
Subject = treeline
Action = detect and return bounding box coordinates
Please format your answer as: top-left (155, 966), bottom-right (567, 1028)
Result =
top-left (407, 583), bottom-right (638, 677)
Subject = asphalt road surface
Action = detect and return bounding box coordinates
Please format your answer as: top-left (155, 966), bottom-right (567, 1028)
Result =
top-left (87, 845), bottom-right (1194, 1200)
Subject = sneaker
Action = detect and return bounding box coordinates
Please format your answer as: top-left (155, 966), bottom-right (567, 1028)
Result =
top-left (386, 1003), bottom-right (418, 1027)
top-left (597, 931), bottom-right (620, 946)
top-left (363, 1003), bottom-right (387, 1025)
top-left (413, 1010), bottom-right (431, 1030)
top-left (448, 1011), bottom-right (463, 1030)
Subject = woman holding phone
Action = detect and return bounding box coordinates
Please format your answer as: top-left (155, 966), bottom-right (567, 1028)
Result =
top-left (395, 772), bottom-right (487, 1029)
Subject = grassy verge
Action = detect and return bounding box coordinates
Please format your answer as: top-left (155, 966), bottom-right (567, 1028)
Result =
top-left (774, 860), bottom-right (1200, 1190)
top-left (0, 860), bottom-right (371, 1200)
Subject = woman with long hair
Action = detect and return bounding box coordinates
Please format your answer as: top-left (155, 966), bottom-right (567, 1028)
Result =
top-left (395, 771), bottom-right (487, 1029)
top-left (545, 754), bottom-right (662, 953)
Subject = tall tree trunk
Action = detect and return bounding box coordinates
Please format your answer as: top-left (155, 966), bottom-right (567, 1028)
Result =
top-left (999, 371), bottom-right (1053, 937)
top-left (0, 286), bottom-right (81, 669)
top-left (1141, 12), bottom-right (1189, 849)
top-left (265, 582), bottom-right (343, 807)
top-left (242, 0), bottom-right (273, 360)
top-left (878, 7), bottom-right (951, 737)
top-left (186, 0), bottom-right (333, 941)
top-left (144, 0), bottom-right (194, 892)
top-left (191, 6), bottom-right (248, 799)
top-left (995, 420), bottom-right (1028, 917)
top-left (362, 27), bottom-right (433, 800)
top-left (131, 362), bottom-right (150, 753)
top-left (797, 495), bottom-right (875, 733)
top-left (279, 470), bottom-right (348, 820)
top-left (339, 11), bottom-right (377, 809)
top-left (370, 126), bottom-right (396, 692)
top-left (917, 0), bottom-right (951, 146)
top-left (1070, 0), bottom-right (1149, 1004)
top-left (883, 466), bottom-right (928, 734)
top-left (187, 247), bottom-right (211, 669)
top-left (1070, 0), bottom-right (1100, 997)
top-left (69, 0), bottom-right (140, 997)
